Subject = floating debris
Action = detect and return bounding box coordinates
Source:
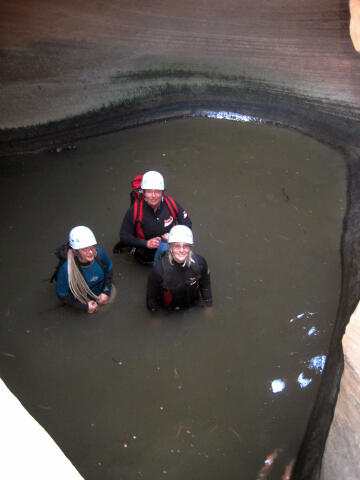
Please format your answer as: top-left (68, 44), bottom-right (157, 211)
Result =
top-left (229, 427), bottom-right (241, 441)
top-left (174, 421), bottom-right (183, 438)
top-left (271, 379), bottom-right (286, 393)
top-left (256, 448), bottom-right (281, 479)
top-left (1, 352), bottom-right (15, 358)
top-left (112, 357), bottom-right (123, 366)
top-left (297, 372), bottom-right (312, 389)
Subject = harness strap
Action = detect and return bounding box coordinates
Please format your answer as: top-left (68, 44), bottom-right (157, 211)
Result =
top-left (134, 197), bottom-right (146, 239)
top-left (163, 195), bottom-right (179, 219)
top-left (133, 195), bottom-right (179, 239)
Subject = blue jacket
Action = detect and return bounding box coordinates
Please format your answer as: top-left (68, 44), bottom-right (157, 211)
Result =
top-left (56, 248), bottom-right (113, 311)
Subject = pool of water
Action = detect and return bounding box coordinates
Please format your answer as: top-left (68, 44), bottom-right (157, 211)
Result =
top-left (0, 117), bottom-right (346, 479)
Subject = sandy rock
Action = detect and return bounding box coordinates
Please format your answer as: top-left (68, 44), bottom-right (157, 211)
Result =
top-left (350, 0), bottom-right (360, 52)
top-left (320, 302), bottom-right (360, 480)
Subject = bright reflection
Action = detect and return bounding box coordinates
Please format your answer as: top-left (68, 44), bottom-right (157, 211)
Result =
top-left (307, 355), bottom-right (326, 374)
top-left (297, 372), bottom-right (312, 389)
top-left (271, 379), bottom-right (286, 393)
top-left (289, 312), bottom-right (317, 323)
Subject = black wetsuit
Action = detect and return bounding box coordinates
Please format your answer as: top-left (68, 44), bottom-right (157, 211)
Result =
top-left (146, 253), bottom-right (212, 311)
top-left (120, 197), bottom-right (192, 263)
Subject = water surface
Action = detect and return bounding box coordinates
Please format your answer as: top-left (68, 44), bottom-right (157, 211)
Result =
top-left (0, 118), bottom-right (346, 479)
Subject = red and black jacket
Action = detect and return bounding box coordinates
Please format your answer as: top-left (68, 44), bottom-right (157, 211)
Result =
top-left (120, 195), bottom-right (192, 258)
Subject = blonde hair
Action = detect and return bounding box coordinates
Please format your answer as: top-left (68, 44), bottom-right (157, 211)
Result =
top-left (167, 247), bottom-right (195, 268)
top-left (67, 248), bottom-right (99, 304)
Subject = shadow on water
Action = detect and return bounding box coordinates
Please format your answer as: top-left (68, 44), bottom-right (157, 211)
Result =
top-left (0, 117), bottom-right (346, 479)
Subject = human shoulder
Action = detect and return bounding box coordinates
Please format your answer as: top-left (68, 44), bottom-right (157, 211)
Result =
top-left (96, 247), bottom-right (112, 268)
top-left (192, 254), bottom-right (209, 272)
top-left (57, 259), bottom-right (69, 277)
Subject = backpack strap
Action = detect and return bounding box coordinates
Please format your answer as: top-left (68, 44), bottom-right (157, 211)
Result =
top-left (133, 197), bottom-right (146, 239)
top-left (163, 195), bottom-right (179, 220)
top-left (133, 195), bottom-right (179, 240)
top-left (95, 249), bottom-right (106, 272)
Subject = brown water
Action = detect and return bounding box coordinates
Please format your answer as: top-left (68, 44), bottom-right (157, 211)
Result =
top-left (0, 117), bottom-right (346, 479)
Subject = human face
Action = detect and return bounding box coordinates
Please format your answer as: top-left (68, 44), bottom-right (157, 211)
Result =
top-left (77, 245), bottom-right (96, 263)
top-left (144, 189), bottom-right (163, 210)
top-left (170, 242), bottom-right (191, 263)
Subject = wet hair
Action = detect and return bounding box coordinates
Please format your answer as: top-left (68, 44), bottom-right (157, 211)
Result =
top-left (67, 248), bottom-right (99, 304)
top-left (167, 246), bottom-right (195, 268)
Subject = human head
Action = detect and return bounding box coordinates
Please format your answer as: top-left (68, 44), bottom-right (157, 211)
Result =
top-left (168, 225), bottom-right (194, 264)
top-left (69, 226), bottom-right (97, 263)
top-left (141, 171), bottom-right (165, 210)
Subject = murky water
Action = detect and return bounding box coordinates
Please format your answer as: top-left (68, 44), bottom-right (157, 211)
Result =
top-left (0, 118), bottom-right (346, 479)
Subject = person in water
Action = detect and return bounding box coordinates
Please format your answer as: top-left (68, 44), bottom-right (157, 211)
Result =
top-left (119, 171), bottom-right (192, 265)
top-left (56, 226), bottom-right (113, 313)
top-left (146, 225), bottom-right (212, 311)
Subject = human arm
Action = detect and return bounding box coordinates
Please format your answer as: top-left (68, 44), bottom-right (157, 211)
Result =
top-left (56, 263), bottom-right (91, 312)
top-left (97, 248), bottom-right (113, 297)
top-left (198, 256), bottom-right (213, 307)
top-left (174, 200), bottom-right (192, 229)
top-left (93, 248), bottom-right (112, 304)
top-left (146, 265), bottom-right (164, 312)
top-left (120, 207), bottom-right (148, 249)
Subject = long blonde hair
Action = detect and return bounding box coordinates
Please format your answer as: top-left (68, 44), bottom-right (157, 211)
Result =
top-left (67, 248), bottom-right (99, 304)
top-left (167, 247), bottom-right (195, 268)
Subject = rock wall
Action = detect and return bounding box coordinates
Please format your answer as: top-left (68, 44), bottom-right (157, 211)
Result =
top-left (320, 302), bottom-right (360, 480)
top-left (0, 0), bottom-right (360, 129)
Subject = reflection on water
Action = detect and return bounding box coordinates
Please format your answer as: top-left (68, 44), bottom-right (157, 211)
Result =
top-left (0, 118), bottom-right (346, 479)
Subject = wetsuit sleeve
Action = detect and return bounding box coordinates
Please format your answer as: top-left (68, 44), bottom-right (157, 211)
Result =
top-left (56, 263), bottom-right (88, 311)
top-left (174, 200), bottom-right (192, 229)
top-left (146, 264), bottom-right (164, 311)
top-left (97, 248), bottom-right (113, 295)
top-left (198, 256), bottom-right (213, 307)
top-left (120, 207), bottom-right (148, 248)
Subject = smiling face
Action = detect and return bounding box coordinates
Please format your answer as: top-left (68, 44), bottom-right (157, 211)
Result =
top-left (170, 242), bottom-right (191, 263)
top-left (76, 245), bottom-right (96, 263)
top-left (144, 189), bottom-right (163, 210)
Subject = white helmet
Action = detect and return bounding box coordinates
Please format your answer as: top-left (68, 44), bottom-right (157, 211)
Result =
top-left (141, 171), bottom-right (165, 190)
top-left (69, 226), bottom-right (97, 249)
top-left (168, 225), bottom-right (194, 245)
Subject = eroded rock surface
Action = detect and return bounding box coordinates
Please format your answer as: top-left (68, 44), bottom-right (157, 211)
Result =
top-left (0, 0), bottom-right (359, 128)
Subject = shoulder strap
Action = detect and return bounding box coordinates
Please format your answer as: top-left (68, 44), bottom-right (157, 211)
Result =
top-left (96, 249), bottom-right (107, 273)
top-left (133, 197), bottom-right (146, 239)
top-left (163, 195), bottom-right (179, 219)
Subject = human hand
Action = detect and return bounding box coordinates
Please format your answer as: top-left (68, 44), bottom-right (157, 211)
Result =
top-left (161, 233), bottom-right (169, 241)
top-left (88, 301), bottom-right (98, 313)
top-left (97, 293), bottom-right (109, 305)
top-left (146, 237), bottom-right (161, 249)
